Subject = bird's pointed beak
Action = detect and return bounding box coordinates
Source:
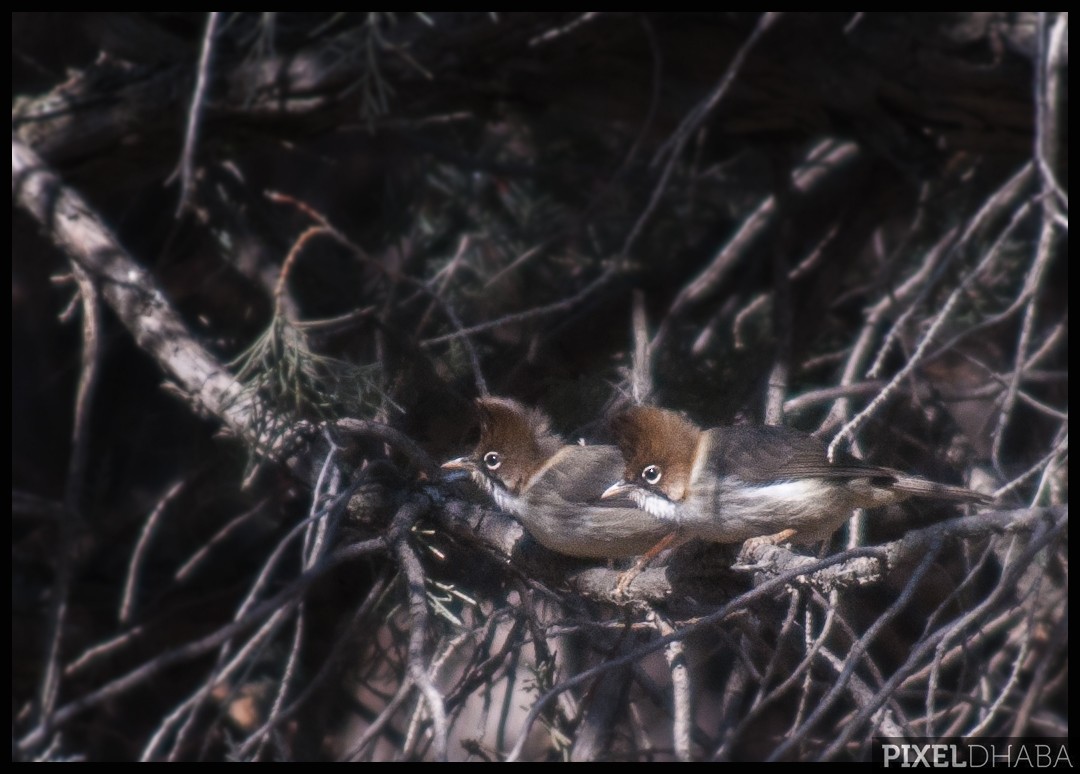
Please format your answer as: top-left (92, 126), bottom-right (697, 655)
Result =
top-left (441, 457), bottom-right (472, 471)
top-left (601, 480), bottom-right (635, 501)
top-left (440, 457), bottom-right (475, 481)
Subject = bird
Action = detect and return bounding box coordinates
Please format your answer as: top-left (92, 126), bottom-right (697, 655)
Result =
top-left (441, 397), bottom-right (674, 559)
top-left (602, 406), bottom-right (995, 546)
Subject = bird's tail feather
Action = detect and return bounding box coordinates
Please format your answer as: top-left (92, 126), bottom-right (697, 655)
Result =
top-left (891, 476), bottom-right (996, 506)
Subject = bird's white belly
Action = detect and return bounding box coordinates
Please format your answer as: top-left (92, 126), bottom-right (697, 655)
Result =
top-left (685, 478), bottom-right (853, 543)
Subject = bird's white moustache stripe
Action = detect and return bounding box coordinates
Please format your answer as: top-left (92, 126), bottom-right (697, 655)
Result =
top-left (629, 489), bottom-right (679, 522)
top-left (487, 478), bottom-right (525, 515)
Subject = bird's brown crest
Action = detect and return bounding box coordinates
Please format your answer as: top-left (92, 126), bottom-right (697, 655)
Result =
top-left (473, 397), bottom-right (563, 493)
top-left (610, 406), bottom-right (702, 502)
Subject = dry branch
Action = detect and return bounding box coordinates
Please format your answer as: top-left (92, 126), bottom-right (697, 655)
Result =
top-left (13, 139), bottom-right (258, 442)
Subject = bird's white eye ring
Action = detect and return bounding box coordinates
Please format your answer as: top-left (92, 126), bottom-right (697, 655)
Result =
top-left (484, 451), bottom-right (502, 470)
top-left (641, 464), bottom-right (662, 485)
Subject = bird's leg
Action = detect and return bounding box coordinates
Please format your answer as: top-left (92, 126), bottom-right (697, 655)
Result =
top-left (615, 531), bottom-right (679, 598)
top-left (736, 528), bottom-right (799, 568)
top-left (742, 528), bottom-right (797, 551)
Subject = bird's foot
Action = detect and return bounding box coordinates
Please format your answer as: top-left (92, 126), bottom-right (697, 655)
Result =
top-left (733, 529), bottom-right (799, 571)
top-left (744, 528), bottom-right (797, 550)
top-left (614, 566), bottom-right (642, 600)
top-left (613, 531), bottom-right (679, 602)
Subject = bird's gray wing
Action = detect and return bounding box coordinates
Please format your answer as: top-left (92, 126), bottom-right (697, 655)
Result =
top-left (704, 426), bottom-right (898, 484)
top-left (531, 444), bottom-right (631, 504)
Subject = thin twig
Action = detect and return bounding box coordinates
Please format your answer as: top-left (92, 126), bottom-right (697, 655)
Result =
top-left (993, 432), bottom-right (1068, 501)
top-left (151, 603), bottom-right (296, 761)
top-left (1008, 613), bottom-right (1068, 737)
top-left (964, 567), bottom-right (1040, 736)
top-left (653, 13), bottom-right (780, 167)
top-left (275, 226), bottom-right (325, 321)
top-left (629, 290), bottom-right (652, 405)
top-left (174, 498), bottom-right (272, 582)
top-left (827, 256), bottom-right (966, 461)
top-left (13, 138), bottom-right (260, 444)
top-left (769, 542), bottom-right (942, 759)
top-left (764, 149), bottom-right (793, 426)
top-left (730, 218), bottom-right (839, 353)
top-left (820, 514), bottom-right (1065, 759)
top-left (266, 190), bottom-right (489, 396)
top-left (820, 161), bottom-right (1035, 436)
top-left (660, 140), bottom-right (858, 336)
top-left (990, 14), bottom-right (1066, 472)
top-left (159, 458), bottom-right (344, 758)
top-left (422, 268), bottom-right (615, 347)
top-left (120, 480), bottom-right (186, 624)
top-left (251, 607), bottom-right (306, 760)
top-left (1032, 13), bottom-right (1069, 213)
top-left (235, 570), bottom-right (393, 759)
top-left (345, 677), bottom-right (415, 761)
top-left (333, 417), bottom-right (439, 478)
top-left (174, 12), bottom-right (221, 215)
top-left (506, 546), bottom-right (889, 761)
top-left (620, 11), bottom-right (780, 269)
top-left (921, 201), bottom-right (1040, 365)
top-left (395, 536), bottom-right (449, 761)
top-left (826, 164), bottom-right (1043, 463)
top-left (16, 532), bottom-right (394, 754)
top-left (528, 12), bottom-right (602, 47)
top-left (649, 607), bottom-right (692, 761)
top-left (64, 623), bottom-right (149, 678)
top-left (36, 260), bottom-right (103, 733)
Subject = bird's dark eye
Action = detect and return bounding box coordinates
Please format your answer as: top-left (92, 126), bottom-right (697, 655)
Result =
top-left (641, 465), bottom-right (662, 485)
top-left (483, 451), bottom-right (502, 470)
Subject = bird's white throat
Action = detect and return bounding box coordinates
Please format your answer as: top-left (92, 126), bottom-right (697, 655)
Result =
top-left (471, 470), bottom-right (526, 516)
top-left (628, 489), bottom-right (680, 522)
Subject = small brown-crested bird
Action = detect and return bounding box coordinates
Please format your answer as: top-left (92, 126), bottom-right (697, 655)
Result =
top-left (603, 406), bottom-right (995, 545)
top-left (442, 397), bottom-right (673, 559)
